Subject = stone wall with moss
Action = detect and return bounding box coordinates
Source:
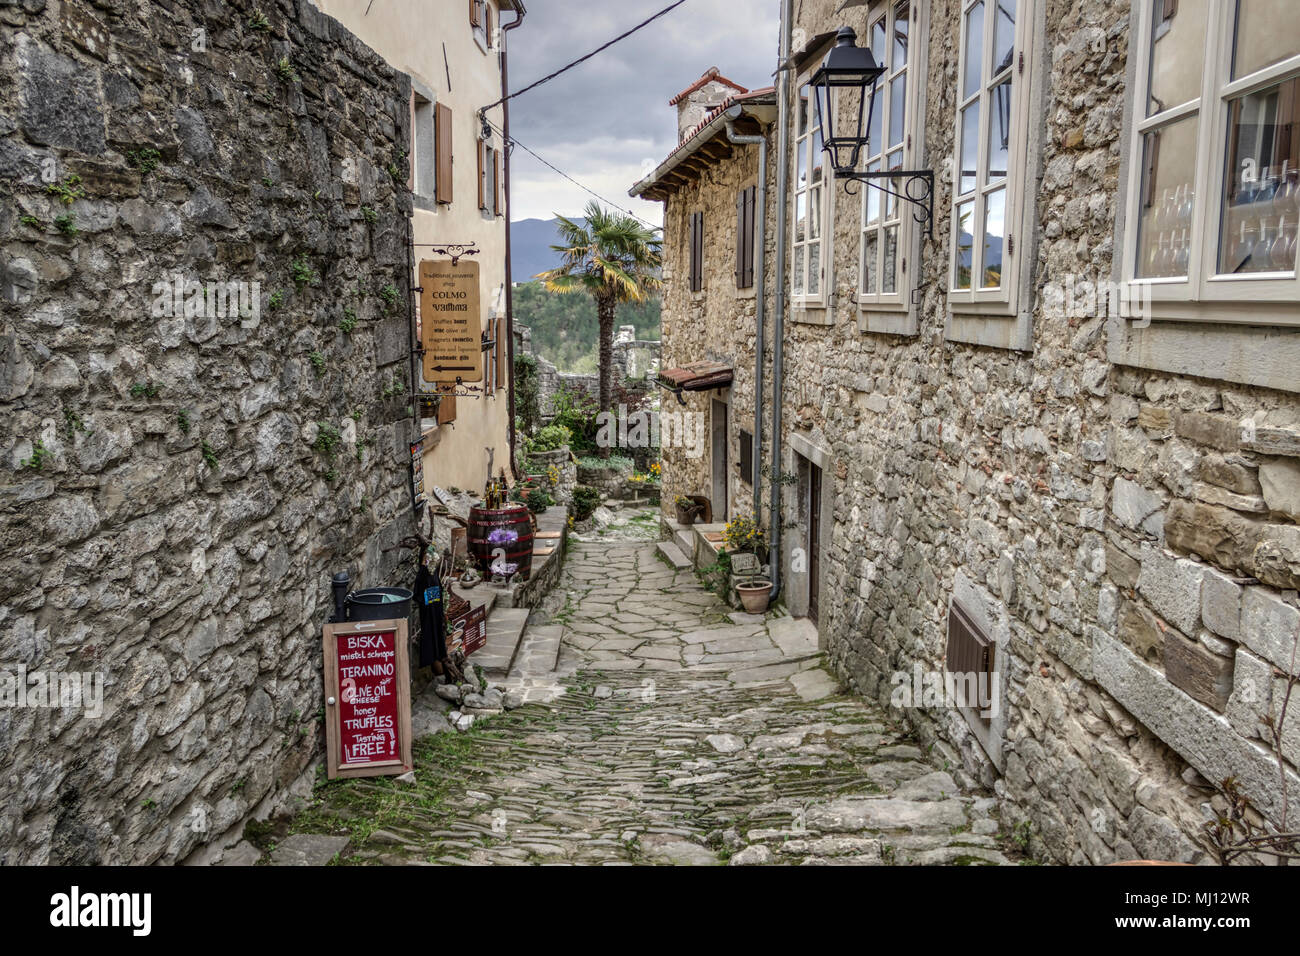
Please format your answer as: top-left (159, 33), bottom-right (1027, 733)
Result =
top-left (0, 0), bottom-right (417, 864)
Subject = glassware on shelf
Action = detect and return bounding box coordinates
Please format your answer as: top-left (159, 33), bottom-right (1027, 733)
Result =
top-left (1271, 214), bottom-right (1298, 272)
top-left (1229, 219), bottom-right (1259, 272)
top-left (1173, 228), bottom-right (1190, 275)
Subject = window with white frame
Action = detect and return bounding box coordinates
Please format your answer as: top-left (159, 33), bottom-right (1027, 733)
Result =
top-left (860, 1), bottom-right (917, 305)
top-left (1126, 0), bottom-right (1300, 323)
top-left (950, 0), bottom-right (1030, 306)
top-left (413, 94), bottom-right (436, 200)
top-left (792, 82), bottom-right (828, 302)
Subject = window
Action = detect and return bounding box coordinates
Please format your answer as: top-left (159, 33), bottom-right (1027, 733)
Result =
top-left (435, 103), bottom-right (453, 205)
top-left (1125, 0), bottom-right (1300, 324)
top-left (950, 0), bottom-right (1031, 308)
top-left (860, 1), bottom-right (916, 306)
top-left (736, 185), bottom-right (756, 289)
top-left (471, 0), bottom-right (494, 52)
top-left (413, 94), bottom-right (436, 200)
top-left (479, 141), bottom-right (498, 214)
top-left (792, 83), bottom-right (828, 303)
top-left (689, 211), bottom-right (704, 292)
top-left (739, 429), bottom-right (753, 485)
top-left (946, 600), bottom-right (996, 728)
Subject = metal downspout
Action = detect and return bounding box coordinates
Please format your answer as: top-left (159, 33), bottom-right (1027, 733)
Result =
top-left (723, 111), bottom-right (767, 522)
top-left (769, 0), bottom-right (793, 602)
top-left (501, 2), bottom-right (527, 480)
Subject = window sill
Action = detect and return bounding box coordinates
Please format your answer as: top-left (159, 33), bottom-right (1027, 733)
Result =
top-left (412, 194), bottom-right (439, 214)
top-left (858, 305), bottom-right (917, 337)
top-left (945, 307), bottom-right (1032, 352)
top-left (791, 305), bottom-right (832, 326)
top-left (733, 285), bottom-right (757, 300)
top-left (1108, 315), bottom-right (1300, 395)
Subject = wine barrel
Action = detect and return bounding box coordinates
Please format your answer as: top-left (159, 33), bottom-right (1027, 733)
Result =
top-left (467, 503), bottom-right (534, 580)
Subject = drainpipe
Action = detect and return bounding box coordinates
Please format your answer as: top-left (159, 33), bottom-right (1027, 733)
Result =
top-left (769, 0), bottom-right (793, 602)
top-left (723, 110), bottom-right (767, 521)
top-left (501, 1), bottom-right (527, 480)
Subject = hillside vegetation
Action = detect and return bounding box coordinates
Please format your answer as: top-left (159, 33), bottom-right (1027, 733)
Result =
top-left (513, 280), bottom-right (660, 374)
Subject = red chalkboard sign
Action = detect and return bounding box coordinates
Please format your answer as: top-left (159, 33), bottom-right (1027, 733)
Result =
top-left (323, 619), bottom-right (413, 780)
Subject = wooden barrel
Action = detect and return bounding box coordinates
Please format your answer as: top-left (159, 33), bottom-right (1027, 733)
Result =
top-left (467, 503), bottom-right (534, 580)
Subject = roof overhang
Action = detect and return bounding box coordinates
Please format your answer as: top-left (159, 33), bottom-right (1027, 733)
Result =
top-left (630, 93), bottom-right (777, 202)
top-left (657, 361), bottom-right (734, 400)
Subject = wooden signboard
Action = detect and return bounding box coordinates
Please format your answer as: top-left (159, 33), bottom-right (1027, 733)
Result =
top-left (409, 439), bottom-right (427, 510)
top-left (420, 259), bottom-right (483, 384)
top-left (447, 604), bottom-right (487, 657)
top-left (323, 619), bottom-right (413, 780)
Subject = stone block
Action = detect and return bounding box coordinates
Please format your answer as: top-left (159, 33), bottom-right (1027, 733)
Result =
top-left (1106, 540), bottom-right (1141, 590)
top-left (1260, 459), bottom-right (1300, 520)
top-left (1226, 647), bottom-right (1273, 740)
top-left (1240, 587), bottom-right (1300, 675)
top-left (1200, 567), bottom-right (1242, 640)
top-left (1242, 426), bottom-right (1300, 458)
top-left (1162, 630), bottom-right (1233, 711)
top-left (1136, 546), bottom-right (1203, 635)
top-left (1118, 599), bottom-right (1163, 663)
top-left (1173, 410), bottom-right (1240, 452)
top-left (1164, 501), bottom-right (1262, 576)
top-left (1093, 631), bottom-right (1300, 825)
top-left (1111, 477), bottom-right (1164, 538)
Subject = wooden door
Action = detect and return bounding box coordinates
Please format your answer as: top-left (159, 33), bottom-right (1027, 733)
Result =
top-left (711, 399), bottom-right (728, 522)
top-left (809, 462), bottom-right (822, 624)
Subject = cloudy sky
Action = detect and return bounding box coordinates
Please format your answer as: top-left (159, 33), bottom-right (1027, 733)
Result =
top-left (501, 0), bottom-right (780, 227)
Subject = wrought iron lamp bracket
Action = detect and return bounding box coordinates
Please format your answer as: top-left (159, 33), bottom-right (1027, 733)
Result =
top-left (836, 168), bottom-right (935, 239)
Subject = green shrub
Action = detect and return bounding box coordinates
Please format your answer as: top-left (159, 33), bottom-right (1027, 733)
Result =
top-left (571, 486), bottom-right (602, 522)
top-left (531, 424), bottom-right (571, 453)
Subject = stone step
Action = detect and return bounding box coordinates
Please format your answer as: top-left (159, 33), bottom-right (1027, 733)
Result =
top-left (656, 540), bottom-right (692, 570)
top-left (672, 529), bottom-right (695, 561)
top-left (508, 624), bottom-right (564, 678)
top-left (476, 607), bottom-right (530, 678)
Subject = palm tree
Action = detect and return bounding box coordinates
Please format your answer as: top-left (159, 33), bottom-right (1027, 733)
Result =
top-left (536, 201), bottom-right (662, 458)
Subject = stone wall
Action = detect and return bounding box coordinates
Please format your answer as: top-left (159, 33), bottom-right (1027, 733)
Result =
top-left (0, 0), bottom-right (417, 864)
top-left (656, 131), bottom-right (768, 524)
top-left (516, 323), bottom-right (660, 418)
top-left (653, 0), bottom-right (1300, 864)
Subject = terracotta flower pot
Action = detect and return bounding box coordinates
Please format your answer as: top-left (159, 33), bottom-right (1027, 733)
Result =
top-left (736, 580), bottom-right (773, 614)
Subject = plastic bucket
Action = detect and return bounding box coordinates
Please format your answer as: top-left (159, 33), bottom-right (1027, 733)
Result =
top-left (345, 587), bottom-right (413, 622)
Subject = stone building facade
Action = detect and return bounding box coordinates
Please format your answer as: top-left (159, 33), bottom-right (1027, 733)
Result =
top-left (636, 0), bottom-right (1300, 864)
top-left (0, 0), bottom-right (417, 864)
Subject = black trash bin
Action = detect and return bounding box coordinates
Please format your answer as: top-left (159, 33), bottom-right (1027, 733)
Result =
top-left (345, 587), bottom-right (413, 622)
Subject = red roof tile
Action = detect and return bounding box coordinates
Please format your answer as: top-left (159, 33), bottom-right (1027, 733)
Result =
top-left (669, 67), bottom-right (748, 106)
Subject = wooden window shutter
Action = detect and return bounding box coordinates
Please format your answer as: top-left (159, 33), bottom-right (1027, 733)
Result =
top-left (496, 316), bottom-right (508, 385)
top-left (486, 2), bottom-right (496, 43)
top-left (735, 186), bottom-right (755, 289)
top-left (435, 103), bottom-right (453, 204)
top-left (945, 602), bottom-right (995, 727)
top-left (470, 0), bottom-right (482, 27)
top-left (439, 389), bottom-right (458, 425)
top-left (1161, 0), bottom-right (1178, 21)
top-left (494, 149), bottom-right (502, 216)
top-left (477, 143), bottom-right (486, 210)
top-left (745, 187), bottom-right (756, 288)
top-left (689, 212), bottom-right (704, 292)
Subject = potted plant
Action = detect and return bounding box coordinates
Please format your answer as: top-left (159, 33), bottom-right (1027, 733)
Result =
top-left (674, 494), bottom-right (702, 526)
top-left (723, 514), bottom-right (772, 613)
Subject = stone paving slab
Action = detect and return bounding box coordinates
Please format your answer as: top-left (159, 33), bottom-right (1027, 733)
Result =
top-left (275, 533), bottom-right (1016, 866)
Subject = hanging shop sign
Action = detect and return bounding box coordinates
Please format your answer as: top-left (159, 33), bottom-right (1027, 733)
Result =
top-left (323, 619), bottom-right (413, 779)
top-left (420, 259), bottom-right (483, 384)
top-left (447, 604), bottom-right (487, 658)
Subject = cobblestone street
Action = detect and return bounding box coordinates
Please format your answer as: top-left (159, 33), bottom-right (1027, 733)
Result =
top-left (265, 537), bottom-right (1019, 866)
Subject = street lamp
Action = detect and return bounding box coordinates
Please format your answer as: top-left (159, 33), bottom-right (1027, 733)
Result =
top-left (809, 25), bottom-right (935, 238)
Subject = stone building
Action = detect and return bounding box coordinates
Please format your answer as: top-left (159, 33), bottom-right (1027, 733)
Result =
top-left (316, 0), bottom-right (523, 494)
top-left (0, 0), bottom-right (468, 864)
top-left (634, 0), bottom-right (1300, 864)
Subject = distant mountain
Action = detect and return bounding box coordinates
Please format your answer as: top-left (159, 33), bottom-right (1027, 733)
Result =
top-left (510, 217), bottom-right (586, 284)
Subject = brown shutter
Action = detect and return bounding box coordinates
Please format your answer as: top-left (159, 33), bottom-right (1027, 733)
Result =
top-left (736, 187), bottom-right (755, 289)
top-left (497, 316), bottom-right (508, 385)
top-left (439, 388), bottom-right (458, 425)
top-left (945, 602), bottom-right (995, 727)
top-left (735, 191), bottom-right (745, 288)
top-left (1161, 0), bottom-right (1178, 21)
top-left (689, 212), bottom-right (704, 292)
top-left (494, 149), bottom-right (502, 216)
top-left (477, 143), bottom-right (486, 210)
top-left (435, 103), bottom-right (453, 204)
top-left (746, 187), bottom-right (756, 288)
top-left (486, 2), bottom-right (496, 44)
top-left (470, 0), bottom-right (481, 27)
